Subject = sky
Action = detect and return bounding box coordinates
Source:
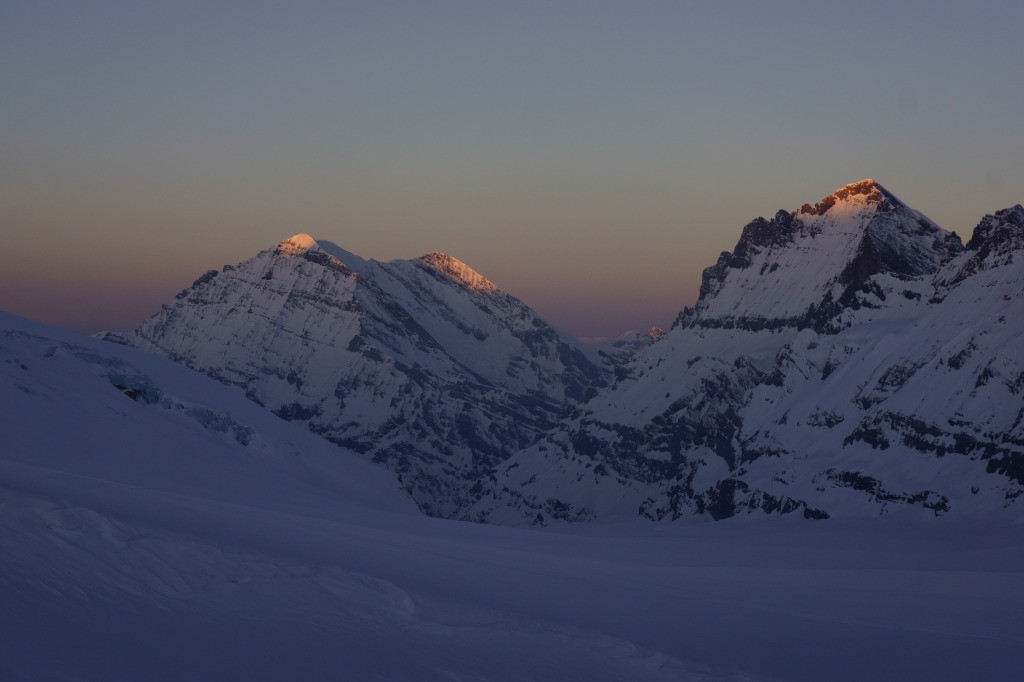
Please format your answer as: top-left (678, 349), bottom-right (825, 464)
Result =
top-left (1, 1), bottom-right (1022, 340)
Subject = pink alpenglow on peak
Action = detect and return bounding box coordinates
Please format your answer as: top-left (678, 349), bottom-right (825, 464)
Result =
top-left (419, 252), bottom-right (498, 293)
top-left (798, 178), bottom-right (899, 216)
top-left (277, 233), bottom-right (322, 254)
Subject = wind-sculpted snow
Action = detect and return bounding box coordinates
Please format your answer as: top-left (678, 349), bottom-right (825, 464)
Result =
top-left (119, 234), bottom-right (608, 517)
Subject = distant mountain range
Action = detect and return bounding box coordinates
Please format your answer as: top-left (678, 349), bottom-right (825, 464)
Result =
top-left (102, 180), bottom-right (1024, 524)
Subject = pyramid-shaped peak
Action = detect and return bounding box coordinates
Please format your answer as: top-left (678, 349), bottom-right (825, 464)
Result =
top-left (418, 252), bottom-right (497, 292)
top-left (277, 233), bottom-right (321, 254)
top-left (800, 179), bottom-right (902, 216)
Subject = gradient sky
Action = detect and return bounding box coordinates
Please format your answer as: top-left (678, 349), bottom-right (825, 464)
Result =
top-left (2, 1), bottom-right (1022, 340)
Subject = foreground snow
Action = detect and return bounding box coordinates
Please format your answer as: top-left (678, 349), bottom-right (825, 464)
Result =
top-left (2, 313), bottom-right (1022, 681)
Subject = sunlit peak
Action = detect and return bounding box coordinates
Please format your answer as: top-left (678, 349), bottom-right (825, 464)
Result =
top-left (278, 233), bottom-right (321, 254)
top-left (419, 252), bottom-right (497, 292)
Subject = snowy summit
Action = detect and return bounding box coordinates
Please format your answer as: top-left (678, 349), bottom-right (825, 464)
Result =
top-left (276, 232), bottom-right (321, 254)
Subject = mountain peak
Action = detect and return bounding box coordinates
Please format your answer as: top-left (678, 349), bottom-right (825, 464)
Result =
top-left (277, 233), bottom-right (321, 254)
top-left (677, 179), bottom-right (961, 333)
top-left (799, 179), bottom-right (899, 216)
top-left (418, 252), bottom-right (497, 292)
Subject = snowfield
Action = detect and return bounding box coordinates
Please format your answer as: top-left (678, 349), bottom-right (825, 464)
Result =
top-left (2, 312), bottom-right (1022, 681)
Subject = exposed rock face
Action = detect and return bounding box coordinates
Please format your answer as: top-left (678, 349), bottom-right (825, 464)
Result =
top-left (468, 183), bottom-right (1023, 525)
top-left (120, 234), bottom-right (608, 517)
top-left (798, 177), bottom-right (892, 215)
top-left (938, 204), bottom-right (1024, 291)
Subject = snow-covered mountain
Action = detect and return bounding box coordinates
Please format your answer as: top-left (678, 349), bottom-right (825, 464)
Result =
top-left (470, 181), bottom-right (1024, 524)
top-left (99, 180), bottom-right (1022, 527)
top-left (678, 179), bottom-right (963, 332)
top-left (110, 235), bottom-right (608, 517)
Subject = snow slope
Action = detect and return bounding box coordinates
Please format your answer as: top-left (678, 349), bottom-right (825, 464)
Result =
top-left (3, 312), bottom-right (1023, 681)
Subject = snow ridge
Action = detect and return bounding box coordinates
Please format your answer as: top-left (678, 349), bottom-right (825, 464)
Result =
top-left (418, 252), bottom-right (498, 293)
